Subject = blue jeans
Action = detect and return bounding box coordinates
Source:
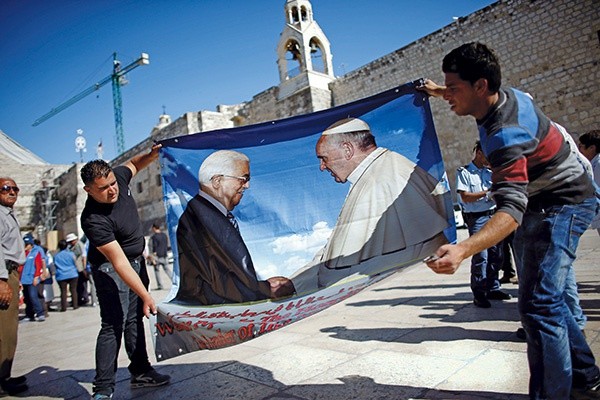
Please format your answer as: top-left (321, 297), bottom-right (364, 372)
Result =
top-left (513, 197), bottom-right (599, 399)
top-left (564, 267), bottom-right (586, 329)
top-left (22, 283), bottom-right (44, 319)
top-left (463, 212), bottom-right (502, 297)
top-left (91, 257), bottom-right (152, 395)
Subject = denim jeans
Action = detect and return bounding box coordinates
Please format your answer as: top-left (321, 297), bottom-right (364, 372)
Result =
top-left (22, 283), bottom-right (44, 319)
top-left (564, 267), bottom-right (586, 329)
top-left (152, 256), bottom-right (173, 289)
top-left (513, 197), bottom-right (599, 399)
top-left (91, 257), bottom-right (151, 395)
top-left (463, 212), bottom-right (502, 297)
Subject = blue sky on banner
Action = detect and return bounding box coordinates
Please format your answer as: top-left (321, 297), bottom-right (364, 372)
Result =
top-left (159, 82), bottom-right (454, 281)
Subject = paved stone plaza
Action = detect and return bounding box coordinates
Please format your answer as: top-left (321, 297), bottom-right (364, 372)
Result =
top-left (9, 229), bottom-right (600, 399)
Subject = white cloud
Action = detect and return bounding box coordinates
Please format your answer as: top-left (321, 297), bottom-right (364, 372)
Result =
top-left (270, 221), bottom-right (332, 255)
top-left (257, 255), bottom-right (309, 279)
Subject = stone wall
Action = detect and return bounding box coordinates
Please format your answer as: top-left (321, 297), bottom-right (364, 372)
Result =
top-left (330, 0), bottom-right (600, 198)
top-left (0, 151), bottom-right (70, 235)
top-left (54, 163), bottom-right (86, 239)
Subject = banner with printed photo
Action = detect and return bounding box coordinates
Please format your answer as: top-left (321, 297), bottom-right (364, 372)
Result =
top-left (152, 80), bottom-right (456, 361)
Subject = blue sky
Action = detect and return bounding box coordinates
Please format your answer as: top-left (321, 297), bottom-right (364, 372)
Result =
top-left (0, 0), bottom-right (495, 165)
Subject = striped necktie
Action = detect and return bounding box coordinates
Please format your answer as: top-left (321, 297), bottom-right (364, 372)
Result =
top-left (227, 212), bottom-right (239, 232)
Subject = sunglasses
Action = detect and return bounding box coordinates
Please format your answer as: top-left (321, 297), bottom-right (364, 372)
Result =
top-left (0, 185), bottom-right (20, 194)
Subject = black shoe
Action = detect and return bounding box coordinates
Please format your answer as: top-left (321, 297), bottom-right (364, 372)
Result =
top-left (4, 376), bottom-right (26, 385)
top-left (473, 296), bottom-right (491, 308)
top-left (130, 369), bottom-right (170, 388)
top-left (0, 380), bottom-right (28, 395)
top-left (488, 290), bottom-right (512, 300)
top-left (516, 327), bottom-right (526, 340)
top-left (571, 373), bottom-right (600, 399)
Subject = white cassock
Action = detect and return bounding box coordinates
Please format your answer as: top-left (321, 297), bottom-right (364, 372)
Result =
top-left (291, 147), bottom-right (450, 294)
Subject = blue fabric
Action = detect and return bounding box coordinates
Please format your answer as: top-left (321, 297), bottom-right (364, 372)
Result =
top-left (20, 245), bottom-right (43, 285)
top-left (158, 80), bottom-right (455, 285)
top-left (564, 267), bottom-right (586, 329)
top-left (54, 249), bottom-right (79, 281)
top-left (513, 196), bottom-right (599, 399)
top-left (463, 212), bottom-right (501, 296)
top-left (22, 283), bottom-right (44, 319)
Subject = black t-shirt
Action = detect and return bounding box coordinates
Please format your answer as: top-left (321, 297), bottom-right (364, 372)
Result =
top-left (81, 166), bottom-right (145, 267)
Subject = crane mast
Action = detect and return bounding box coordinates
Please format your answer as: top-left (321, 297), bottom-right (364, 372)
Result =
top-left (33, 52), bottom-right (149, 156)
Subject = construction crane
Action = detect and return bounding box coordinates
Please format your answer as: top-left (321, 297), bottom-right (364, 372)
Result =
top-left (33, 52), bottom-right (150, 156)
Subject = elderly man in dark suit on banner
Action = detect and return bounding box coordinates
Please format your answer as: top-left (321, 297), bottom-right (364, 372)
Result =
top-left (175, 150), bottom-right (293, 305)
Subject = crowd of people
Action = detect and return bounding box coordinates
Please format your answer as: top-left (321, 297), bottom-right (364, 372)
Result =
top-left (1, 41), bottom-right (598, 400)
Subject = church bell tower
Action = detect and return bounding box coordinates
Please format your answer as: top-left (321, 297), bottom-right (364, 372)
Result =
top-left (276, 0), bottom-right (335, 101)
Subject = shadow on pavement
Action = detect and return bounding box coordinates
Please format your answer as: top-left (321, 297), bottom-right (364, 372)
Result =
top-left (18, 362), bottom-right (528, 400)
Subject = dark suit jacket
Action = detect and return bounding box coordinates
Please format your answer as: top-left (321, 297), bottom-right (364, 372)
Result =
top-left (174, 194), bottom-right (271, 305)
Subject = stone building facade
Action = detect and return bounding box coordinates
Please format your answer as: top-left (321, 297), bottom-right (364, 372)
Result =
top-left (56, 0), bottom-right (599, 238)
top-left (0, 130), bottom-right (70, 244)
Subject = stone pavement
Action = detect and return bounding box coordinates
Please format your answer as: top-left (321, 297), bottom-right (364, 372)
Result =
top-left (9, 229), bottom-right (600, 400)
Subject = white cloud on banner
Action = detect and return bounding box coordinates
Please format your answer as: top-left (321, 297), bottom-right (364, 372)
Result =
top-left (270, 221), bottom-right (332, 255)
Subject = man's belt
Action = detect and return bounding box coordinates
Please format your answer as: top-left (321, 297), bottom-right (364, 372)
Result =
top-left (463, 209), bottom-right (495, 218)
top-left (5, 260), bottom-right (19, 273)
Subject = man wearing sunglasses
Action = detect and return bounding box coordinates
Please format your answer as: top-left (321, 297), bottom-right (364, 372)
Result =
top-left (174, 150), bottom-right (293, 305)
top-left (0, 178), bottom-right (28, 396)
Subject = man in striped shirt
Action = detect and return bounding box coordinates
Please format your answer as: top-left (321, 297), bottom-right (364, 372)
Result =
top-left (419, 42), bottom-right (599, 399)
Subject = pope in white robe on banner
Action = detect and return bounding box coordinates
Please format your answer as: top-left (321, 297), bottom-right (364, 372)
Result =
top-left (291, 117), bottom-right (449, 294)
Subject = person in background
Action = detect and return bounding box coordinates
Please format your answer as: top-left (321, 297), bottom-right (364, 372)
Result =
top-left (35, 238), bottom-right (56, 313)
top-left (0, 177), bottom-right (28, 396)
top-left (82, 238), bottom-right (97, 307)
top-left (578, 129), bottom-right (600, 236)
top-left (498, 232), bottom-right (517, 285)
top-left (20, 235), bottom-right (46, 322)
top-left (66, 233), bottom-right (88, 306)
top-left (53, 239), bottom-right (79, 311)
top-left (80, 145), bottom-right (170, 400)
top-left (456, 140), bottom-right (511, 308)
top-left (419, 41), bottom-right (600, 399)
top-left (148, 224), bottom-right (172, 290)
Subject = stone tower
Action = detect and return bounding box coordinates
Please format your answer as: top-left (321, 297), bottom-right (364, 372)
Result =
top-left (276, 0), bottom-right (334, 100)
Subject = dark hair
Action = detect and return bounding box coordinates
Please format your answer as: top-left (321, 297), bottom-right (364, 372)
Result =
top-left (442, 42), bottom-right (502, 93)
top-left (80, 160), bottom-right (113, 185)
top-left (473, 140), bottom-right (482, 153)
top-left (152, 223), bottom-right (160, 229)
top-left (579, 130), bottom-right (600, 150)
top-left (58, 239), bottom-right (68, 250)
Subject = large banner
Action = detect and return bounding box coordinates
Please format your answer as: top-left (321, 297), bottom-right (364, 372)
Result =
top-left (152, 80), bottom-right (456, 361)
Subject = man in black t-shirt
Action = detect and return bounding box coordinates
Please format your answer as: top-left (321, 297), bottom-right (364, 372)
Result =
top-left (80, 145), bottom-right (170, 400)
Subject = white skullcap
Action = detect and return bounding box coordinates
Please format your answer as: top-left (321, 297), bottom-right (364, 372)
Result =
top-left (322, 117), bottom-right (370, 136)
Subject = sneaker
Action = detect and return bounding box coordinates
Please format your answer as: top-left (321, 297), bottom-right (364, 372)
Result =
top-left (516, 327), bottom-right (526, 340)
top-left (92, 392), bottom-right (113, 400)
top-left (571, 374), bottom-right (600, 399)
top-left (130, 369), bottom-right (170, 388)
top-left (488, 290), bottom-right (512, 301)
top-left (36, 315), bottom-right (46, 322)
